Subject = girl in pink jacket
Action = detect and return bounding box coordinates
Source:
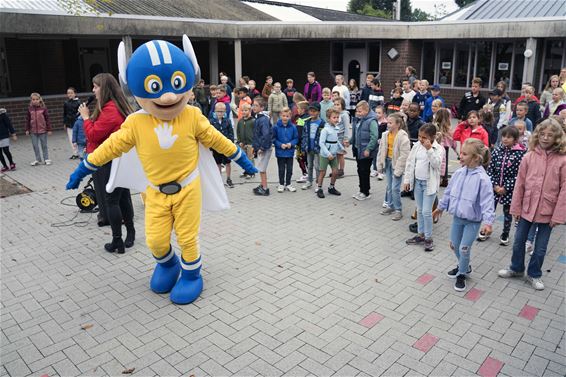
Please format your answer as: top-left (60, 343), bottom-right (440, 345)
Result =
top-left (25, 92), bottom-right (52, 166)
top-left (498, 118), bottom-right (566, 291)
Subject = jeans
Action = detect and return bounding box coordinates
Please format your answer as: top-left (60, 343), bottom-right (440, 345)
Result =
top-left (306, 151), bottom-right (319, 184)
top-left (356, 157), bottom-right (372, 196)
top-left (277, 157), bottom-right (293, 186)
top-left (31, 133), bottom-right (49, 161)
top-left (494, 200), bottom-right (512, 235)
top-left (527, 223), bottom-right (537, 243)
top-left (450, 216), bottom-right (481, 277)
top-left (414, 179), bottom-right (436, 238)
top-left (510, 218), bottom-right (552, 278)
top-left (384, 157), bottom-right (402, 210)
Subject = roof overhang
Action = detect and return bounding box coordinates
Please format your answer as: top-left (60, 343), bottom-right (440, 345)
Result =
top-left (0, 11), bottom-right (565, 40)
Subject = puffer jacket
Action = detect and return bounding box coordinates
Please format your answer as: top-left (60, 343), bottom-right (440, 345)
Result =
top-left (268, 91), bottom-right (287, 113)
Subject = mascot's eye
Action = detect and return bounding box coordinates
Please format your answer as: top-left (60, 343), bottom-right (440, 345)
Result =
top-left (144, 75), bottom-right (162, 94)
top-left (171, 71), bottom-right (186, 90)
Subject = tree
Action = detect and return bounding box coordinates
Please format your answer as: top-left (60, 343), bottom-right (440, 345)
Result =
top-left (455, 0), bottom-right (476, 7)
top-left (411, 8), bottom-right (433, 21)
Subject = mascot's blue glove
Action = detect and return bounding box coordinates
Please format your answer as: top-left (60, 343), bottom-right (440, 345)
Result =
top-left (66, 159), bottom-right (98, 190)
top-left (229, 145), bottom-right (258, 175)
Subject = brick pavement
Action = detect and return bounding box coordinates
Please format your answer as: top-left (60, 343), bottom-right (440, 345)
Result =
top-left (1, 131), bottom-right (565, 377)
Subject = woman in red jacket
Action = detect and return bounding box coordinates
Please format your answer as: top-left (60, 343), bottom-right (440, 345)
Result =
top-left (79, 73), bottom-right (136, 253)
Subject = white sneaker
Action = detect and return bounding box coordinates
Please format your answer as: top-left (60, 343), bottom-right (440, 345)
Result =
top-left (498, 269), bottom-right (523, 278)
top-left (354, 193), bottom-right (371, 201)
top-left (370, 170), bottom-right (378, 177)
top-left (30, 160), bottom-right (40, 166)
top-left (45, 159), bottom-right (52, 165)
top-left (296, 175), bottom-right (307, 183)
top-left (277, 185), bottom-right (285, 193)
top-left (377, 173), bottom-right (384, 180)
top-left (526, 276), bottom-right (544, 290)
top-left (301, 182), bottom-right (312, 190)
top-left (382, 201), bottom-right (388, 208)
top-left (286, 185), bottom-right (297, 192)
top-left (352, 191), bottom-right (361, 198)
top-left (526, 240), bottom-right (534, 256)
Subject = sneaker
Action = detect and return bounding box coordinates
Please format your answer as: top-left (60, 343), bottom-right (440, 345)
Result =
top-left (9, 163), bottom-right (16, 170)
top-left (316, 188), bottom-right (325, 198)
top-left (454, 275), bottom-right (466, 291)
top-left (328, 186), bottom-right (341, 196)
top-left (239, 173), bottom-right (248, 178)
top-left (285, 185), bottom-right (297, 192)
top-left (301, 182), bottom-right (312, 190)
top-left (30, 160), bottom-right (40, 166)
top-left (406, 235), bottom-right (425, 245)
top-left (526, 276), bottom-right (544, 290)
top-left (497, 268), bottom-right (523, 278)
top-left (354, 193), bottom-right (371, 201)
top-left (296, 175), bottom-right (307, 183)
top-left (69, 155), bottom-right (79, 160)
top-left (353, 191), bottom-right (362, 198)
top-left (424, 238), bottom-right (434, 252)
top-left (253, 186), bottom-right (269, 196)
top-left (246, 173), bottom-right (255, 179)
top-left (499, 233), bottom-right (509, 246)
top-left (45, 159), bottom-right (52, 165)
top-left (0, 167), bottom-right (8, 172)
top-left (277, 184), bottom-right (285, 193)
top-left (377, 173), bottom-right (384, 180)
top-left (226, 178), bottom-right (234, 188)
top-left (392, 211), bottom-right (403, 221)
top-left (447, 265), bottom-right (472, 278)
top-left (370, 170), bottom-right (378, 177)
top-left (381, 207), bottom-right (394, 215)
top-left (526, 240), bottom-right (534, 256)
top-left (252, 185), bottom-right (262, 194)
top-left (382, 201), bottom-right (388, 208)
top-left (477, 231), bottom-right (489, 242)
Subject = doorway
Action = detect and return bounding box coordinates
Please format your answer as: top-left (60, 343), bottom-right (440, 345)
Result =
top-left (343, 46), bottom-right (367, 87)
top-left (347, 60), bottom-right (361, 86)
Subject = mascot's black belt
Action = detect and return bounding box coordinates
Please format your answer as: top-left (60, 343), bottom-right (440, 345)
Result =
top-left (149, 169), bottom-right (200, 195)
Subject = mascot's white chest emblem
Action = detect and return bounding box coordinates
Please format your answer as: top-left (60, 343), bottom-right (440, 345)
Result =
top-left (154, 122), bottom-right (178, 149)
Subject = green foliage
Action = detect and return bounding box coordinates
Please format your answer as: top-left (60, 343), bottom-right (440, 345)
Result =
top-left (357, 4), bottom-right (392, 18)
top-left (411, 8), bottom-right (433, 21)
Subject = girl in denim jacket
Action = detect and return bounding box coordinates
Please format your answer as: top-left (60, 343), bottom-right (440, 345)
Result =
top-left (433, 139), bottom-right (495, 292)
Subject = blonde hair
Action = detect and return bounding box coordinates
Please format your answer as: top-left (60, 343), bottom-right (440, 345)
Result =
top-left (545, 75), bottom-right (560, 91)
top-left (241, 103), bottom-right (251, 110)
top-left (356, 100), bottom-right (369, 110)
top-left (322, 87), bottom-right (331, 95)
top-left (388, 112), bottom-right (408, 133)
top-left (552, 87), bottom-right (565, 100)
top-left (326, 108), bottom-right (341, 119)
top-left (280, 107), bottom-right (291, 114)
top-left (297, 101), bottom-right (309, 111)
top-left (420, 79), bottom-right (429, 88)
top-left (29, 92), bottom-right (45, 108)
top-left (463, 138), bottom-right (491, 168)
top-left (293, 92), bottom-right (306, 103)
top-left (432, 99), bottom-right (443, 108)
top-left (529, 118), bottom-right (566, 154)
top-left (435, 108), bottom-right (452, 138)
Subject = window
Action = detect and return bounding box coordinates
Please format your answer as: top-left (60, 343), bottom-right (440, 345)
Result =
top-left (421, 42), bottom-right (435, 84)
top-left (438, 43), bottom-right (453, 86)
top-left (511, 41), bottom-right (525, 90)
top-left (475, 41), bottom-right (492, 88)
top-left (331, 42), bottom-right (343, 72)
top-left (540, 40), bottom-right (565, 90)
top-left (454, 43), bottom-right (470, 87)
top-left (367, 42), bottom-right (380, 73)
top-left (493, 42), bottom-right (513, 89)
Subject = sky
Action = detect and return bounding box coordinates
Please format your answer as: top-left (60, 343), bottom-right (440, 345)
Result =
top-left (274, 0), bottom-right (459, 16)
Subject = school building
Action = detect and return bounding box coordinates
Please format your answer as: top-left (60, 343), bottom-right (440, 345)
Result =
top-left (0, 0), bottom-right (565, 131)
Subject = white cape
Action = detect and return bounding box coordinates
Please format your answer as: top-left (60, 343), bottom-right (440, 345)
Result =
top-left (106, 144), bottom-right (230, 212)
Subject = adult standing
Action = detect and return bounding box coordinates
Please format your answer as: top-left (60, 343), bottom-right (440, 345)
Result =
top-left (405, 66), bottom-right (418, 86)
top-left (303, 72), bottom-right (322, 104)
top-left (80, 73), bottom-right (136, 253)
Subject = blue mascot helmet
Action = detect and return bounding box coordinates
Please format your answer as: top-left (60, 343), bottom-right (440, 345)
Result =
top-left (118, 36), bottom-right (201, 99)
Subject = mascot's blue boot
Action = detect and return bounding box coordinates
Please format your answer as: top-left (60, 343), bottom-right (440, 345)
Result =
top-left (170, 257), bottom-right (203, 305)
top-left (150, 248), bottom-right (181, 294)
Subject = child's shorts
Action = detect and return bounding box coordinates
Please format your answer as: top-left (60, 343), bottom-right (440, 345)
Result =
top-left (213, 150), bottom-right (231, 165)
top-left (256, 148), bottom-right (272, 172)
top-left (319, 156), bottom-right (338, 170)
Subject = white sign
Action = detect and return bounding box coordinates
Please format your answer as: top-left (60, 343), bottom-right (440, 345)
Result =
top-left (441, 62), bottom-right (452, 69)
top-left (498, 63), bottom-right (509, 71)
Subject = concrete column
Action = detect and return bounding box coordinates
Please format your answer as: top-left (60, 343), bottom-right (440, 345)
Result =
top-left (122, 35), bottom-right (133, 59)
top-left (234, 39), bottom-right (242, 84)
top-left (120, 35), bottom-right (138, 109)
top-left (523, 38), bottom-right (537, 84)
top-left (209, 40), bottom-right (218, 84)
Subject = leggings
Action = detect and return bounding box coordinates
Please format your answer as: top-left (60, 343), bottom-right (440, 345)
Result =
top-left (0, 146), bottom-right (14, 168)
top-left (444, 146), bottom-right (450, 177)
top-left (105, 187), bottom-right (135, 238)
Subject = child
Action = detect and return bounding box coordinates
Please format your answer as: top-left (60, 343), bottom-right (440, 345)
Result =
top-left (371, 105), bottom-right (388, 180)
top-left (453, 110), bottom-right (489, 147)
top-left (316, 108), bottom-right (344, 198)
top-left (63, 87), bottom-right (81, 159)
top-left (390, 80), bottom-right (402, 99)
top-left (401, 79), bottom-right (416, 103)
top-left (187, 90), bottom-right (202, 113)
top-left (193, 79), bottom-right (209, 115)
top-left (283, 79), bottom-right (297, 109)
top-left (236, 87), bottom-right (252, 121)
top-left (488, 88), bottom-right (511, 137)
top-left (509, 102), bottom-right (534, 132)
top-left (0, 108), bottom-right (16, 171)
top-left (262, 76), bottom-right (273, 100)
top-left (25, 92), bottom-right (52, 166)
top-left (346, 101), bottom-right (379, 201)
top-left (458, 77), bottom-right (486, 120)
top-left (412, 79), bottom-right (431, 113)
top-left (406, 102), bottom-right (425, 145)
top-left (301, 102), bottom-right (325, 190)
top-left (320, 88), bottom-right (333, 122)
top-left (433, 138), bottom-right (495, 292)
top-left (403, 124), bottom-right (443, 251)
top-left (294, 101), bottom-right (310, 183)
top-left (248, 80), bottom-right (261, 99)
top-left (72, 116), bottom-right (86, 160)
top-left (210, 102), bottom-right (235, 188)
top-left (377, 112), bottom-right (410, 218)
top-left (479, 107), bottom-right (497, 148)
top-left (348, 79), bottom-right (360, 118)
top-left (368, 79), bottom-right (385, 111)
top-left (252, 97), bottom-right (272, 196)
top-left (543, 87), bottom-right (566, 118)
top-left (522, 86), bottom-right (541, 127)
top-left (237, 103), bottom-right (255, 179)
top-left (272, 107), bottom-right (298, 192)
top-left (268, 82), bottom-right (287, 125)
top-left (387, 88), bottom-right (403, 115)
top-left (434, 108), bottom-right (455, 187)
top-left (423, 84), bottom-right (444, 122)
top-left (209, 85), bottom-right (231, 119)
top-left (333, 98), bottom-right (350, 178)
top-left (514, 119), bottom-right (531, 149)
top-left (498, 118), bottom-right (566, 290)
top-left (480, 126), bottom-right (526, 246)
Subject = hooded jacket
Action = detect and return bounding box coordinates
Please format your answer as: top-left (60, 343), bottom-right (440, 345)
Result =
top-left (0, 108), bottom-right (15, 139)
top-left (26, 105), bottom-right (51, 134)
top-left (303, 81), bottom-right (322, 103)
top-left (272, 119), bottom-right (299, 158)
top-left (403, 140), bottom-right (444, 195)
top-left (252, 111), bottom-right (272, 151)
top-left (487, 143), bottom-right (526, 205)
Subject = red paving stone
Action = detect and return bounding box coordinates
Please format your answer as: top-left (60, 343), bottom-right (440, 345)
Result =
top-left (416, 273), bottom-right (435, 285)
top-left (464, 287), bottom-right (484, 301)
top-left (519, 304), bottom-right (539, 320)
top-left (478, 356), bottom-right (505, 377)
top-left (359, 312), bottom-right (384, 328)
top-left (413, 333), bottom-right (439, 353)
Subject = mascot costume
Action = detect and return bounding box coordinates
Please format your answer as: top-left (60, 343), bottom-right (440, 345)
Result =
top-left (67, 36), bottom-right (257, 304)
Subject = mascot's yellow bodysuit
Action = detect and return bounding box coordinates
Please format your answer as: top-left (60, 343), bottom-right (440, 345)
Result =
top-left (67, 36), bottom-right (257, 304)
